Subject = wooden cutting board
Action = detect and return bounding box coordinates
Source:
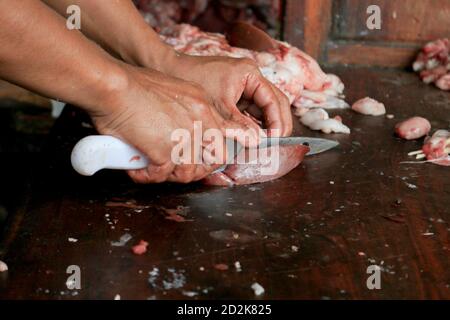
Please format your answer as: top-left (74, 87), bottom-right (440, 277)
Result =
top-left (0, 67), bottom-right (449, 299)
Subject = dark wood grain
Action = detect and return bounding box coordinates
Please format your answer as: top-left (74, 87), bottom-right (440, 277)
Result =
top-left (0, 68), bottom-right (449, 299)
top-left (283, 0), bottom-right (450, 67)
top-left (327, 43), bottom-right (419, 68)
top-left (331, 0), bottom-right (450, 43)
top-left (284, 0), bottom-right (333, 61)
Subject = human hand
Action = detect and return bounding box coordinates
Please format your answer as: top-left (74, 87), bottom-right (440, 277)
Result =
top-left (165, 54), bottom-right (293, 137)
top-left (89, 65), bottom-right (257, 184)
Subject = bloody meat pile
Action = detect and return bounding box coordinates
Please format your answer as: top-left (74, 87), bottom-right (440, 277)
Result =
top-left (413, 38), bottom-right (450, 91)
top-left (159, 23), bottom-right (353, 133)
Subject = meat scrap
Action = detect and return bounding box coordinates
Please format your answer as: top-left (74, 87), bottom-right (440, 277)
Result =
top-left (413, 38), bottom-right (450, 91)
top-left (162, 206), bottom-right (192, 222)
top-left (251, 282), bottom-right (265, 296)
top-left (395, 117), bottom-right (431, 140)
top-left (300, 108), bottom-right (350, 134)
top-left (203, 144), bottom-right (310, 186)
top-left (214, 263), bottom-right (229, 271)
top-left (351, 97), bottom-right (386, 116)
top-left (0, 260), bottom-right (8, 272)
top-left (422, 130), bottom-right (450, 166)
top-left (407, 130), bottom-right (450, 166)
top-left (293, 74), bottom-right (349, 111)
top-left (105, 200), bottom-right (147, 210)
top-left (132, 240), bottom-right (149, 255)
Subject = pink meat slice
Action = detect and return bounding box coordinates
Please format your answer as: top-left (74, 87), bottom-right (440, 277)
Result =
top-left (395, 117), bottom-right (431, 140)
top-left (351, 97), bottom-right (386, 116)
top-left (203, 144), bottom-right (310, 186)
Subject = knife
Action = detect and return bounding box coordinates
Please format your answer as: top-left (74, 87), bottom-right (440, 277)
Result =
top-left (71, 135), bottom-right (338, 176)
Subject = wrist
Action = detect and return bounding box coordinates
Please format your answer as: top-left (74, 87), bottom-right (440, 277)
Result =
top-left (82, 61), bottom-right (130, 117)
top-left (118, 29), bottom-right (180, 75)
top-left (141, 44), bottom-right (181, 75)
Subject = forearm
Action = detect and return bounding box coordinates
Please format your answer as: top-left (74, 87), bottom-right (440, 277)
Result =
top-left (0, 0), bottom-right (128, 115)
top-left (42, 0), bottom-right (177, 72)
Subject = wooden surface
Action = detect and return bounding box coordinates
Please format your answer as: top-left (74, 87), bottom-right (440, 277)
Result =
top-left (0, 68), bottom-right (450, 299)
top-left (283, 0), bottom-right (450, 67)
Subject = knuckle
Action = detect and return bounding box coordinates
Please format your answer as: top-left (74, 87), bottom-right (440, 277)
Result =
top-left (174, 166), bottom-right (195, 184)
top-left (190, 100), bottom-right (209, 114)
top-left (239, 57), bottom-right (258, 68)
top-left (286, 123), bottom-right (293, 135)
top-left (281, 93), bottom-right (290, 106)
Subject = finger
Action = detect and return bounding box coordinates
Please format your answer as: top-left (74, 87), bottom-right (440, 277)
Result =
top-left (167, 164), bottom-right (197, 184)
top-left (243, 72), bottom-right (285, 134)
top-left (272, 88), bottom-right (293, 136)
top-left (192, 163), bottom-right (219, 181)
top-left (209, 101), bottom-right (261, 147)
top-left (240, 102), bottom-right (264, 121)
top-left (203, 143), bottom-right (227, 166)
top-left (127, 161), bottom-right (174, 184)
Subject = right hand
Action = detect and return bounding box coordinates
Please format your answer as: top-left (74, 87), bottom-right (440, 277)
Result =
top-left (89, 65), bottom-right (258, 184)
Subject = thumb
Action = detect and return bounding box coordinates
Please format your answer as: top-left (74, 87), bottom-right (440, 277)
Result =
top-left (212, 101), bottom-right (265, 148)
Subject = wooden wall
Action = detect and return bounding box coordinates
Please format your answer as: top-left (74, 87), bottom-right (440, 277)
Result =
top-left (283, 0), bottom-right (450, 68)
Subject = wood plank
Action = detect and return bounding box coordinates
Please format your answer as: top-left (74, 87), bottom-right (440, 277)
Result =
top-left (284, 0), bottom-right (333, 60)
top-left (332, 0), bottom-right (450, 43)
top-left (327, 42), bottom-right (421, 68)
top-left (1, 68), bottom-right (450, 299)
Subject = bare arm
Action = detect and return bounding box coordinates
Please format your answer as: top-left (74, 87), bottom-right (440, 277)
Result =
top-left (41, 0), bottom-right (176, 72)
top-left (0, 0), bottom-right (242, 183)
top-left (0, 0), bottom-right (128, 114)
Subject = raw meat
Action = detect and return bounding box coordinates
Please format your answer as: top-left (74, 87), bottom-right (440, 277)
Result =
top-left (351, 97), bottom-right (386, 116)
top-left (0, 260), bottom-right (7, 272)
top-left (251, 282), bottom-right (265, 296)
top-left (203, 144), bottom-right (309, 186)
top-left (422, 130), bottom-right (450, 166)
top-left (395, 117), bottom-right (431, 140)
top-left (293, 74), bottom-right (349, 110)
top-left (299, 108), bottom-right (350, 134)
top-left (132, 240), bottom-right (149, 255)
top-left (413, 39), bottom-right (450, 91)
top-left (300, 109), bottom-right (329, 126)
top-left (436, 74), bottom-right (450, 91)
top-left (159, 24), bottom-right (345, 108)
top-left (308, 118), bottom-right (351, 134)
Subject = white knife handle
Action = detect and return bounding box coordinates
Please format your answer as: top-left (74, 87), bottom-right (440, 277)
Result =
top-left (71, 135), bottom-right (149, 176)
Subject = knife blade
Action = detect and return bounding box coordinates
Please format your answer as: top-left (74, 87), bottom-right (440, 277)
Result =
top-left (212, 137), bottom-right (338, 173)
top-left (71, 135), bottom-right (338, 176)
top-left (257, 137), bottom-right (339, 156)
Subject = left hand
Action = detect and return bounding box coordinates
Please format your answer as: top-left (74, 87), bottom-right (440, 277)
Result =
top-left (165, 54), bottom-right (293, 137)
